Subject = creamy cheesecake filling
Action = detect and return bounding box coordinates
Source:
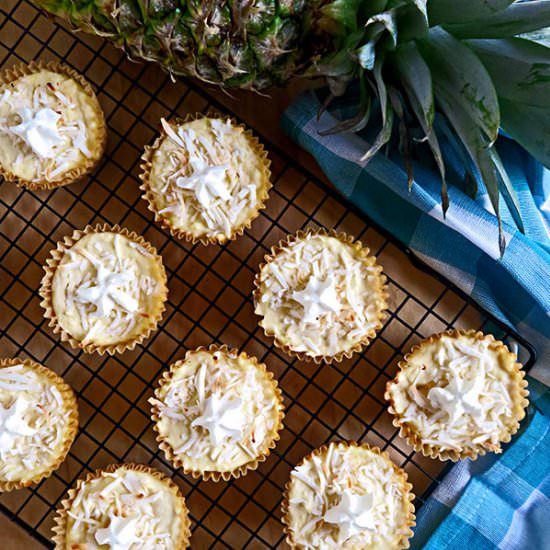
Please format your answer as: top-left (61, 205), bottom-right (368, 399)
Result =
top-left (287, 443), bottom-right (412, 549)
top-left (148, 117), bottom-right (269, 241)
top-left (0, 364), bottom-right (71, 483)
top-left (255, 233), bottom-right (386, 358)
top-left (51, 231), bottom-right (166, 347)
top-left (151, 348), bottom-right (282, 473)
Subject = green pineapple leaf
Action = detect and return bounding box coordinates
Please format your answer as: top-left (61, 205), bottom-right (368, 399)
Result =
top-left (465, 38), bottom-right (550, 108)
top-left (361, 58), bottom-right (394, 163)
top-left (500, 98), bottom-right (550, 168)
top-left (436, 90), bottom-right (506, 255)
top-left (446, 1), bottom-right (550, 39)
top-left (319, 75), bottom-right (372, 135)
top-left (419, 27), bottom-right (501, 143)
top-left (321, 0), bottom-right (364, 30)
top-left (390, 43), bottom-right (434, 130)
top-left (489, 147), bottom-right (525, 234)
top-left (390, 44), bottom-right (448, 212)
top-left (427, 0), bottom-right (514, 25)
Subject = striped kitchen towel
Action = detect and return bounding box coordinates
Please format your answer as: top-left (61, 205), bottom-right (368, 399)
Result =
top-left (282, 89), bottom-right (550, 549)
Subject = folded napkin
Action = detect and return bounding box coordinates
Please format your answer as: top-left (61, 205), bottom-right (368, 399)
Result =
top-left (282, 89), bottom-right (550, 549)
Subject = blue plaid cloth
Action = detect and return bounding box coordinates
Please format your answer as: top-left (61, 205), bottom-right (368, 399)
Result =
top-left (282, 90), bottom-right (550, 549)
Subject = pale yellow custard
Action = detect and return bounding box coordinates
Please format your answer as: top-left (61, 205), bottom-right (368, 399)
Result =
top-left (0, 359), bottom-right (77, 488)
top-left (49, 229), bottom-right (167, 349)
top-left (59, 465), bottom-right (190, 550)
top-left (150, 347), bottom-right (284, 478)
top-left (0, 69), bottom-right (104, 186)
top-left (143, 116), bottom-right (271, 243)
top-left (386, 331), bottom-right (529, 459)
top-left (283, 442), bottom-right (415, 550)
top-left (254, 231), bottom-right (387, 361)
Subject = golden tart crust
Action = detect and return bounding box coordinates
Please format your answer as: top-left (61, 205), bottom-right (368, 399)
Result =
top-left (0, 358), bottom-right (78, 492)
top-left (0, 61), bottom-right (106, 190)
top-left (150, 345), bottom-right (284, 481)
top-left (140, 114), bottom-right (271, 245)
top-left (52, 463), bottom-right (191, 549)
top-left (282, 441), bottom-right (415, 549)
top-left (385, 330), bottom-right (529, 461)
top-left (39, 224), bottom-right (168, 355)
top-left (253, 229), bottom-right (388, 363)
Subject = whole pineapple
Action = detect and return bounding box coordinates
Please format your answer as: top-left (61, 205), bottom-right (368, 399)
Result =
top-left (35, 0), bottom-right (550, 251)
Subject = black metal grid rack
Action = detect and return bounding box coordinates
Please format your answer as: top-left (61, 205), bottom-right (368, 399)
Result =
top-left (0, 1), bottom-right (536, 548)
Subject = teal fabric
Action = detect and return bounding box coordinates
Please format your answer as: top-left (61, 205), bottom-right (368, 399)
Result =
top-left (282, 89), bottom-right (550, 549)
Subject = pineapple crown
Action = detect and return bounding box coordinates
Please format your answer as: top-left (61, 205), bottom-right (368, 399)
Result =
top-left (34, 0), bottom-right (550, 253)
top-left (313, 0), bottom-right (550, 253)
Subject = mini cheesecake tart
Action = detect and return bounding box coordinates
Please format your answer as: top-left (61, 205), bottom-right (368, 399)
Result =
top-left (282, 441), bottom-right (415, 550)
top-left (140, 114), bottom-right (271, 245)
top-left (40, 224), bottom-right (168, 355)
top-left (150, 345), bottom-right (284, 481)
top-left (385, 330), bottom-right (529, 461)
top-left (0, 61), bottom-right (106, 190)
top-left (0, 358), bottom-right (78, 492)
top-left (253, 229), bottom-right (388, 363)
top-left (52, 463), bottom-right (191, 549)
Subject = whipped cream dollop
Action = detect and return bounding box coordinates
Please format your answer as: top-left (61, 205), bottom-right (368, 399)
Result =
top-left (66, 468), bottom-right (181, 550)
top-left (191, 393), bottom-right (246, 447)
top-left (324, 491), bottom-right (375, 544)
top-left (150, 348), bottom-right (281, 471)
top-left (9, 107), bottom-right (63, 158)
top-left (94, 514), bottom-right (140, 550)
top-left (255, 234), bottom-right (385, 357)
top-left (0, 364), bottom-right (68, 482)
top-left (287, 443), bottom-right (411, 549)
top-left (150, 117), bottom-right (268, 240)
top-left (291, 273), bottom-right (342, 324)
top-left (389, 334), bottom-right (518, 451)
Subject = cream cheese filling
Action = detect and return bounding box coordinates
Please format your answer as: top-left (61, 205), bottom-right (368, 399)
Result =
top-left (0, 364), bottom-right (69, 482)
top-left (65, 468), bottom-right (182, 550)
top-left (255, 234), bottom-right (384, 357)
top-left (51, 232), bottom-right (165, 346)
top-left (148, 117), bottom-right (268, 240)
top-left (390, 334), bottom-right (518, 451)
top-left (287, 444), bottom-right (411, 549)
top-left (151, 349), bottom-right (280, 472)
top-left (0, 70), bottom-right (101, 182)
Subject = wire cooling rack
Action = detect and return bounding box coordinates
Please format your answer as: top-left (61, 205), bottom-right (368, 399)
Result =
top-left (0, 1), bottom-right (537, 548)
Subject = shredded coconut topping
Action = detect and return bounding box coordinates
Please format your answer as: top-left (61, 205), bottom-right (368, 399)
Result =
top-left (287, 443), bottom-right (411, 549)
top-left (66, 468), bottom-right (181, 550)
top-left (51, 232), bottom-right (165, 346)
top-left (149, 117), bottom-right (268, 240)
top-left (0, 71), bottom-right (97, 182)
top-left (150, 349), bottom-right (281, 472)
top-left (389, 334), bottom-right (518, 452)
top-left (255, 234), bottom-right (385, 358)
top-left (0, 364), bottom-right (70, 482)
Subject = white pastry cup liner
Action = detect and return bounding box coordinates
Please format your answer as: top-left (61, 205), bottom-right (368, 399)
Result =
top-left (253, 228), bottom-right (389, 364)
top-left (385, 329), bottom-right (530, 462)
top-left (150, 344), bottom-right (285, 482)
top-left (0, 357), bottom-right (79, 492)
top-left (52, 462), bottom-right (191, 549)
top-left (0, 60), bottom-right (107, 190)
top-left (39, 223), bottom-right (168, 355)
top-left (281, 440), bottom-right (416, 549)
top-left (139, 112), bottom-right (272, 246)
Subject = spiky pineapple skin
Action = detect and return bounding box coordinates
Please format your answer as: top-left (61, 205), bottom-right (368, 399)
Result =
top-left (36, 0), bottom-right (332, 89)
